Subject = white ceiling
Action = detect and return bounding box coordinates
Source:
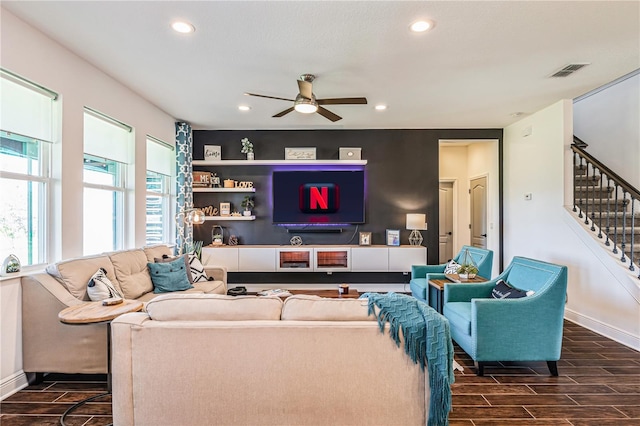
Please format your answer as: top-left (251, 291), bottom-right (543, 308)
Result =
top-left (3, 1), bottom-right (639, 130)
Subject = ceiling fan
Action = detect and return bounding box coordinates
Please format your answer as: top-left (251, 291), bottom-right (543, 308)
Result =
top-left (244, 74), bottom-right (367, 122)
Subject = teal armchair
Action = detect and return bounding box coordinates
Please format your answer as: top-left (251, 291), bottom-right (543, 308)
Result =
top-left (410, 245), bottom-right (494, 303)
top-left (443, 256), bottom-right (568, 376)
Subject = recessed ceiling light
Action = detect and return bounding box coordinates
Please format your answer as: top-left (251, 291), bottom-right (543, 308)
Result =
top-left (238, 105), bottom-right (251, 111)
top-left (375, 104), bottom-right (387, 111)
top-left (410, 20), bottom-right (435, 33)
top-left (171, 21), bottom-right (195, 34)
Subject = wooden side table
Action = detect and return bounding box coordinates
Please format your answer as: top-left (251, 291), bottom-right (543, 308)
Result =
top-left (58, 300), bottom-right (143, 426)
top-left (428, 276), bottom-right (487, 314)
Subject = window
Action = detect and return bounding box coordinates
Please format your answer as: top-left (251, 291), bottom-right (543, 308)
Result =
top-left (83, 108), bottom-right (132, 255)
top-left (146, 136), bottom-right (174, 245)
top-left (0, 70), bottom-right (56, 266)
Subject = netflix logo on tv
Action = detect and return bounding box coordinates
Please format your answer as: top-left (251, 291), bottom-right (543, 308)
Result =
top-left (272, 170), bottom-right (365, 224)
top-left (299, 183), bottom-right (340, 213)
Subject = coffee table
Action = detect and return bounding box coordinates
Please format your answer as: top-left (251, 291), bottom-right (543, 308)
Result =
top-left (288, 288), bottom-right (360, 299)
top-left (58, 300), bottom-right (143, 426)
top-left (428, 275), bottom-right (487, 314)
top-left (250, 288), bottom-right (360, 299)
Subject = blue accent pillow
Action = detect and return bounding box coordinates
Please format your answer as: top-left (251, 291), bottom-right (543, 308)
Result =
top-left (148, 258), bottom-right (193, 294)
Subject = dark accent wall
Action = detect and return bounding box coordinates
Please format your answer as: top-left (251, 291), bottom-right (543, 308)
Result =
top-left (192, 129), bottom-right (502, 264)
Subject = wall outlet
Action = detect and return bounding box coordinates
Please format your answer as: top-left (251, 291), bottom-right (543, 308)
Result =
top-left (524, 193), bottom-right (532, 200)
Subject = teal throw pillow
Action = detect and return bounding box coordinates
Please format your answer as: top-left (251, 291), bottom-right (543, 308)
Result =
top-left (148, 257), bottom-right (193, 294)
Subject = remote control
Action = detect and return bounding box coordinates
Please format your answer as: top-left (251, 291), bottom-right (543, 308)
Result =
top-left (102, 298), bottom-right (124, 306)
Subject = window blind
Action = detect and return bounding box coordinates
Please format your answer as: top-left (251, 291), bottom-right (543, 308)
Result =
top-left (0, 71), bottom-right (56, 142)
top-left (146, 136), bottom-right (174, 176)
top-left (83, 108), bottom-right (132, 164)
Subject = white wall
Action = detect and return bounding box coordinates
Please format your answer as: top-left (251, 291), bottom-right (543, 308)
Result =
top-left (1, 8), bottom-right (176, 259)
top-left (504, 100), bottom-right (640, 350)
top-left (573, 72), bottom-right (640, 187)
top-left (0, 8), bottom-right (176, 399)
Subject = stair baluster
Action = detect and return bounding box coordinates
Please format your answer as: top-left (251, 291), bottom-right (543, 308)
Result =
top-left (605, 176), bottom-right (611, 247)
top-left (630, 199), bottom-right (636, 273)
top-left (571, 140), bottom-right (639, 279)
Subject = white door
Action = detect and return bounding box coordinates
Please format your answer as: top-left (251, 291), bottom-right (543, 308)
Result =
top-left (470, 176), bottom-right (487, 249)
top-left (439, 182), bottom-right (454, 262)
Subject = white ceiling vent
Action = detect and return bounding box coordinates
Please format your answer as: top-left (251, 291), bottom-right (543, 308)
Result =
top-left (550, 63), bottom-right (590, 78)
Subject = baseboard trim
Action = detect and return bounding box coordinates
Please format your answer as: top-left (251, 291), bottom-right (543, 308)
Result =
top-left (565, 308), bottom-right (640, 351)
top-left (1, 370), bottom-right (28, 401)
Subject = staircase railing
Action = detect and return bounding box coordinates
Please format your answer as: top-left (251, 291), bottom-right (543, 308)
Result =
top-left (572, 136), bottom-right (640, 279)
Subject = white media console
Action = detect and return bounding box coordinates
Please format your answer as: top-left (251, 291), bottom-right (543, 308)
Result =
top-left (201, 245), bottom-right (427, 274)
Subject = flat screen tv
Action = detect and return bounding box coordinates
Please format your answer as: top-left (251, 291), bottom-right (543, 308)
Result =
top-left (272, 170), bottom-right (365, 225)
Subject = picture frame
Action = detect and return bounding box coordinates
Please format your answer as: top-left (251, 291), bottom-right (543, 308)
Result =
top-left (386, 229), bottom-right (400, 246)
top-left (359, 231), bottom-right (372, 246)
top-left (219, 202), bottom-right (231, 216)
top-left (285, 147), bottom-right (316, 160)
top-left (204, 145), bottom-right (222, 161)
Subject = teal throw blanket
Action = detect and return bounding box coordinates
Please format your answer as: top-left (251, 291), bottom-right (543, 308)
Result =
top-left (361, 292), bottom-right (454, 426)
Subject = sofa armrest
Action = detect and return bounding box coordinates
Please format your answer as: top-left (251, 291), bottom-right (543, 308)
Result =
top-left (21, 274), bottom-right (108, 374)
top-left (444, 281), bottom-right (494, 303)
top-left (411, 264), bottom-right (446, 279)
top-left (204, 265), bottom-right (227, 286)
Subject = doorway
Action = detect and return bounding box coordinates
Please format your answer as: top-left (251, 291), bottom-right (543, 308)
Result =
top-left (439, 182), bottom-right (454, 262)
top-left (470, 175), bottom-right (487, 249)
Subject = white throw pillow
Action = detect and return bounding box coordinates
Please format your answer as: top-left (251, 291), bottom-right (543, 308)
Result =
top-left (444, 260), bottom-right (461, 274)
top-left (87, 268), bottom-right (123, 301)
top-left (188, 253), bottom-right (208, 283)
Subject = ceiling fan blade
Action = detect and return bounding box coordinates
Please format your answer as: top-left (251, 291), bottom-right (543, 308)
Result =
top-left (317, 97), bottom-right (368, 105)
top-left (297, 80), bottom-right (313, 99)
top-left (317, 106), bottom-right (342, 122)
top-left (273, 107), bottom-right (295, 118)
top-left (244, 92), bottom-right (294, 102)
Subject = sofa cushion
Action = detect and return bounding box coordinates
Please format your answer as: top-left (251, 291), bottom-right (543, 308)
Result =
top-left (143, 244), bottom-right (173, 263)
top-left (148, 258), bottom-right (193, 294)
top-left (155, 254), bottom-right (193, 283)
top-left (87, 267), bottom-right (123, 301)
top-left (491, 279), bottom-right (532, 299)
top-left (281, 295), bottom-right (373, 321)
top-left (46, 254), bottom-right (119, 301)
top-left (145, 294), bottom-right (283, 321)
top-left (109, 249), bottom-right (153, 299)
top-left (443, 302), bottom-right (472, 335)
top-left (444, 260), bottom-right (460, 274)
top-left (410, 278), bottom-right (428, 300)
top-left (187, 253), bottom-right (208, 282)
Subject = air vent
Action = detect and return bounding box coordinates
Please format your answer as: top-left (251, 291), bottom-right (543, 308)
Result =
top-left (550, 63), bottom-right (590, 78)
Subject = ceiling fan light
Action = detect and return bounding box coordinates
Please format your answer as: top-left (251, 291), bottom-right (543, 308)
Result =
top-left (294, 99), bottom-right (318, 114)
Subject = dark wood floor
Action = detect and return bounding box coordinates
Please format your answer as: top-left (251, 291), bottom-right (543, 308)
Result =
top-left (1, 320), bottom-right (639, 425)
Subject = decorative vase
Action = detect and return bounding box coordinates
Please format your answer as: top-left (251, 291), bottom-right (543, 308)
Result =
top-left (246, 152), bottom-right (254, 160)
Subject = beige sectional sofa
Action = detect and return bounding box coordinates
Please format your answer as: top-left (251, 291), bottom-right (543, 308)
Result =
top-left (112, 294), bottom-right (431, 426)
top-left (21, 245), bottom-right (227, 377)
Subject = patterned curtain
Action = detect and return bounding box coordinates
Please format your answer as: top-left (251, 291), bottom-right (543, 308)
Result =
top-left (175, 121), bottom-right (193, 254)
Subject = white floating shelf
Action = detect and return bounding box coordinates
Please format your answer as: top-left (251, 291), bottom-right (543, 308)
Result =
top-left (204, 216), bottom-right (256, 221)
top-left (192, 160), bottom-right (367, 166)
top-left (193, 187), bottom-right (256, 193)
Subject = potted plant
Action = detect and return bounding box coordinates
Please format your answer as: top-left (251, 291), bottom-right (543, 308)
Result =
top-left (457, 263), bottom-right (479, 279)
top-left (457, 248), bottom-right (479, 279)
top-left (241, 195), bottom-right (254, 216)
top-left (240, 137), bottom-right (254, 160)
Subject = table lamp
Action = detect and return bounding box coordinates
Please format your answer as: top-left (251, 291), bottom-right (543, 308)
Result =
top-left (406, 213), bottom-right (427, 246)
